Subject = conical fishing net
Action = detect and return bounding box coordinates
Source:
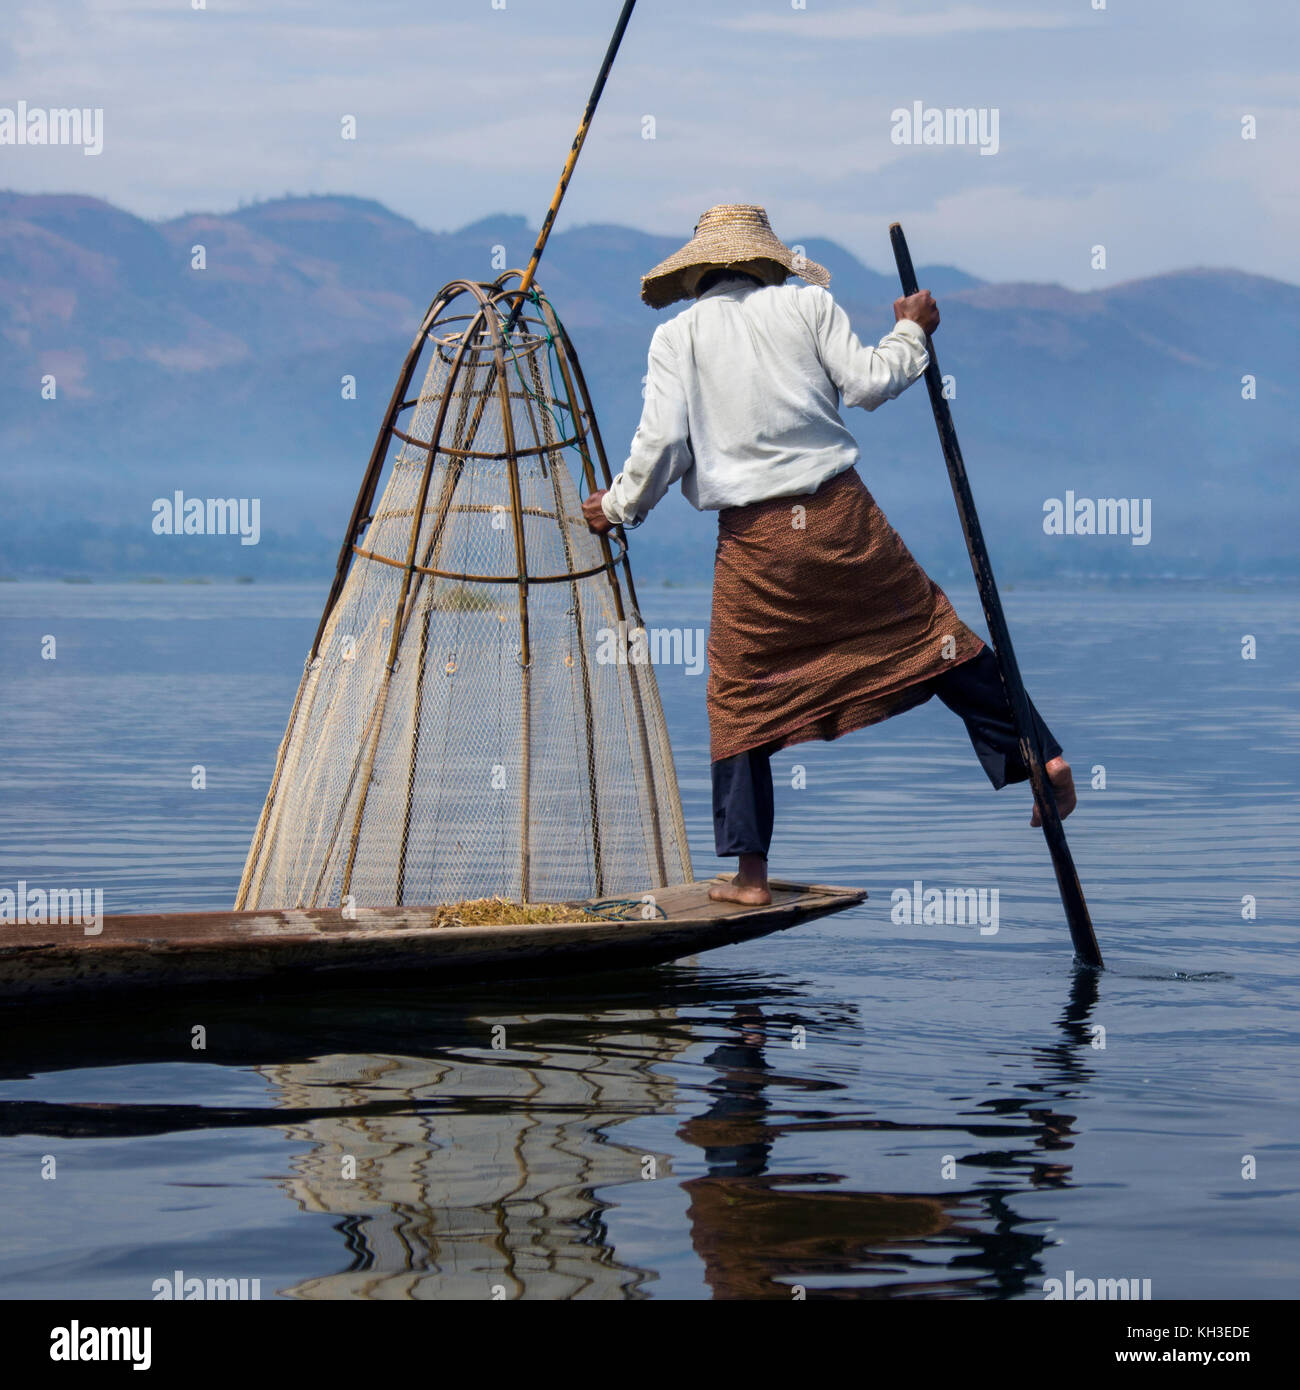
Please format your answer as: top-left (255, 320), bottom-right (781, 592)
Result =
top-left (237, 278), bottom-right (692, 910)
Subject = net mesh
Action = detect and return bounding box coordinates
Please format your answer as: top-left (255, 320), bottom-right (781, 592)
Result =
top-left (237, 282), bottom-right (692, 909)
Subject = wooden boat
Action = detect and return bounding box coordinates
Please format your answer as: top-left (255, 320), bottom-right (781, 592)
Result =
top-left (0, 877), bottom-right (865, 1003)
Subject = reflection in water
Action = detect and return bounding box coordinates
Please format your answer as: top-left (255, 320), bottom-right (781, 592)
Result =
top-left (265, 1015), bottom-right (686, 1300)
top-left (238, 969), bottom-right (1102, 1299)
top-left (0, 970), bottom-right (1102, 1299)
top-left (679, 1001), bottom-right (954, 1299)
top-left (3, 586), bottom-right (1286, 1300)
top-left (678, 970), bottom-right (1099, 1299)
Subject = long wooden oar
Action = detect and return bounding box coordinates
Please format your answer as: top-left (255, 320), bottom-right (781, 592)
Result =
top-left (503, 0), bottom-right (638, 335)
top-left (889, 222), bottom-right (1103, 968)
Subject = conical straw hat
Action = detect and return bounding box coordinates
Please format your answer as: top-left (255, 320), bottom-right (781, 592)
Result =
top-left (640, 204), bottom-right (830, 309)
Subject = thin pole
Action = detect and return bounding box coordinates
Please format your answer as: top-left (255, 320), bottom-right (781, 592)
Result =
top-left (889, 222), bottom-right (1103, 969)
top-left (502, 0), bottom-right (638, 336)
top-left (522, 340), bottom-right (605, 895)
top-left (480, 299), bottom-right (534, 899)
top-left (394, 591), bottom-right (431, 907)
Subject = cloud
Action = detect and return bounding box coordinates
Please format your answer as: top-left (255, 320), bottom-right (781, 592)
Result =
top-left (717, 4), bottom-right (1083, 41)
top-left (1, 0), bottom-right (1296, 290)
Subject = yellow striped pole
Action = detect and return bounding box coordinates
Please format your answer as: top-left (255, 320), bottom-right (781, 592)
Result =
top-left (504, 0), bottom-right (638, 334)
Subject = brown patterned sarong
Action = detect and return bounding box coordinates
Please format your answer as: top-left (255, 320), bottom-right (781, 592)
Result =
top-left (707, 467), bottom-right (985, 762)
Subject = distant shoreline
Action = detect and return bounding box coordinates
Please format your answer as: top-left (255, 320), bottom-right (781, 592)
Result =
top-left (1, 574), bottom-right (1295, 591)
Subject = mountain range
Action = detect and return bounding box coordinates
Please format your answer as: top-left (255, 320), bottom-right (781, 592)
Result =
top-left (1, 191), bottom-right (1295, 583)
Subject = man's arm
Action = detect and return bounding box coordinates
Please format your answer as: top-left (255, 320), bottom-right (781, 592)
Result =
top-left (811, 285), bottom-right (938, 411)
top-left (583, 327), bottom-right (693, 534)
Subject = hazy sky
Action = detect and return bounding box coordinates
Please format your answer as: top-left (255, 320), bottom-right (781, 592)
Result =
top-left (2, 0), bottom-right (1296, 288)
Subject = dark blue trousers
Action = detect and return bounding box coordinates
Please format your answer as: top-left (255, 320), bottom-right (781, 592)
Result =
top-left (711, 646), bottom-right (1063, 859)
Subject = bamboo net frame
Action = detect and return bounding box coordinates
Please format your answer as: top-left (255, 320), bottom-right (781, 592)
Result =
top-left (236, 275), bottom-right (692, 910)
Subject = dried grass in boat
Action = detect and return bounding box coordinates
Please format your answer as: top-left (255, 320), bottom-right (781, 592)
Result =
top-left (427, 896), bottom-right (596, 930)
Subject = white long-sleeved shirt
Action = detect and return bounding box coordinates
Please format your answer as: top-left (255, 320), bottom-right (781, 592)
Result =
top-left (601, 275), bottom-right (930, 526)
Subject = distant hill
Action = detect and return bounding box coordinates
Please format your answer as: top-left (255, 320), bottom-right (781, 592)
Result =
top-left (1, 191), bottom-right (1296, 583)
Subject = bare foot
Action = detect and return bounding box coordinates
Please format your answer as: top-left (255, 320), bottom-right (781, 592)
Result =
top-left (709, 878), bottom-right (773, 906)
top-left (709, 855), bottom-right (772, 906)
top-left (1030, 756), bottom-right (1077, 827)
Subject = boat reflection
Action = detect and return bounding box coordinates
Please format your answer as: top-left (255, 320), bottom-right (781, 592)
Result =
top-left (264, 1012), bottom-right (683, 1299)
top-left (0, 967), bottom-right (1101, 1299)
top-left (257, 968), bottom-right (1100, 1298)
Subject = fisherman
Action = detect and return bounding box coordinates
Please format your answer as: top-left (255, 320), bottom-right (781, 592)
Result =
top-left (582, 205), bottom-right (1075, 906)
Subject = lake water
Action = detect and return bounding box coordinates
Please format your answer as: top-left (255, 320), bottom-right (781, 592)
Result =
top-left (0, 579), bottom-right (1296, 1300)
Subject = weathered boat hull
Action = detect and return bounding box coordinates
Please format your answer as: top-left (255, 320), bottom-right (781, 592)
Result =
top-left (0, 878), bottom-right (865, 1002)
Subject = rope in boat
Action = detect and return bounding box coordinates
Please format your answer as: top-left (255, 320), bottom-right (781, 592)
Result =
top-left (584, 897), bottom-right (668, 922)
